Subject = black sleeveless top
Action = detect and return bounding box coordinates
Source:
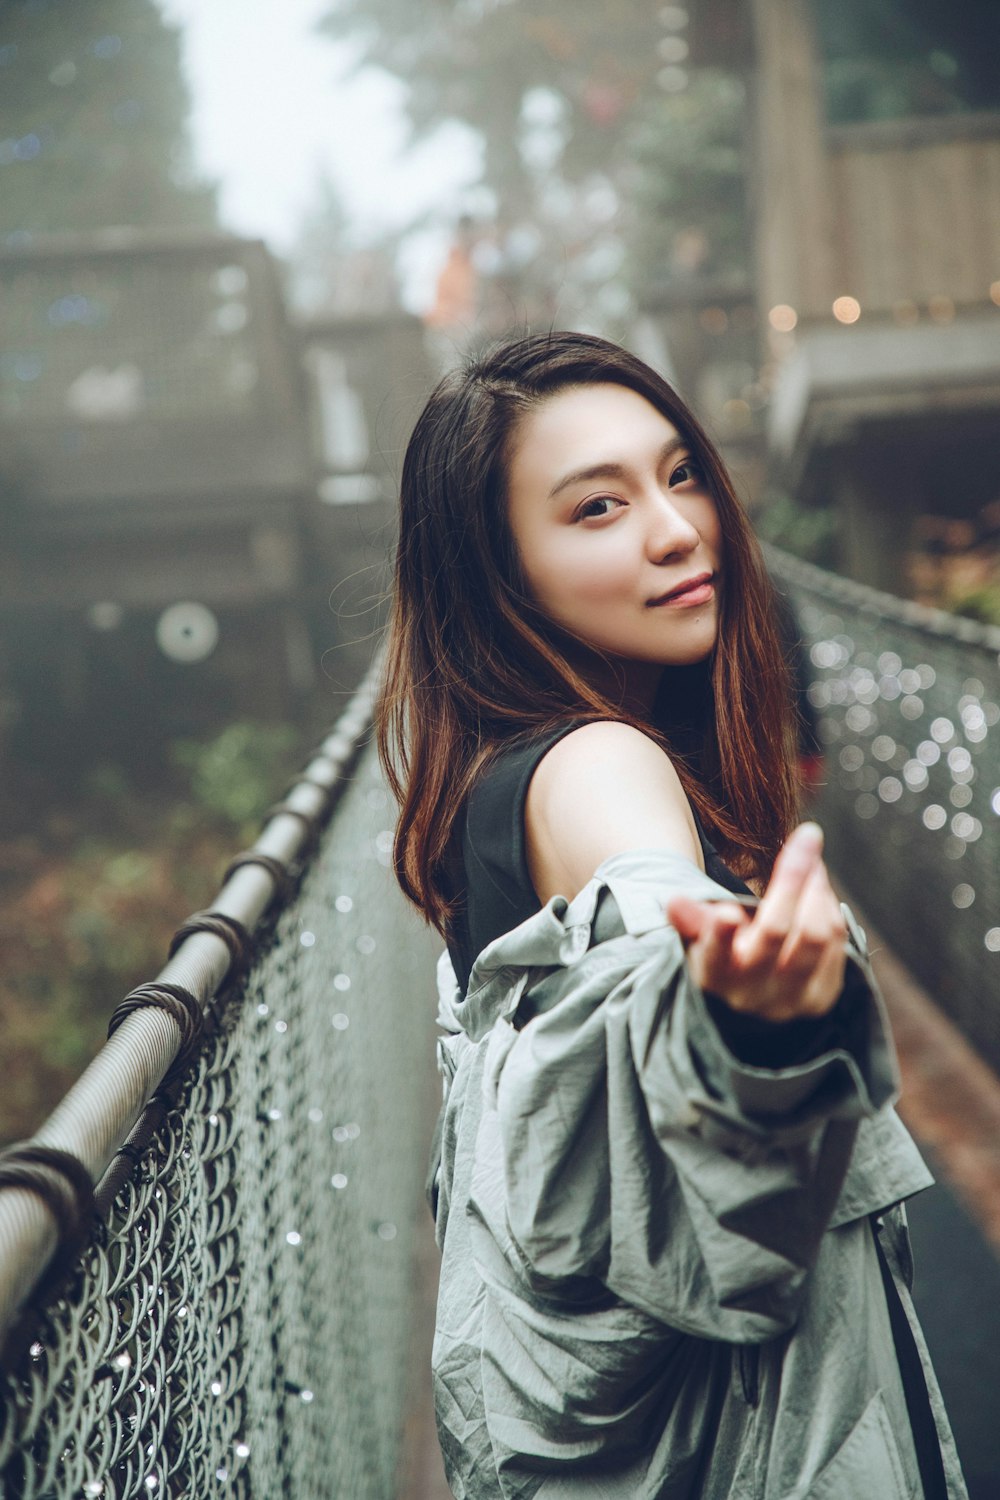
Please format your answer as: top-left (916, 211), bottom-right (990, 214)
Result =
top-left (446, 722), bottom-right (751, 994)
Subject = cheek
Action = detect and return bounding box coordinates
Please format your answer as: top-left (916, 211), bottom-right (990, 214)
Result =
top-left (527, 534), bottom-right (633, 613)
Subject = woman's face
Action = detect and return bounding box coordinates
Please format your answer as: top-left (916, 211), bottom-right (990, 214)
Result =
top-left (505, 382), bottom-right (723, 700)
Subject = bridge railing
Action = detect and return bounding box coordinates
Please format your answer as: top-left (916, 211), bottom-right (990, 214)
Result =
top-left (0, 672), bottom-right (441, 1499)
top-left (769, 545), bottom-right (1000, 1072)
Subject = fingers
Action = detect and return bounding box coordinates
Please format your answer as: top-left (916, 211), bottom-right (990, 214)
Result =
top-left (735, 823), bottom-right (823, 969)
top-left (666, 895), bottom-right (711, 945)
top-left (692, 905), bottom-right (746, 994)
top-left (774, 861), bottom-right (846, 975)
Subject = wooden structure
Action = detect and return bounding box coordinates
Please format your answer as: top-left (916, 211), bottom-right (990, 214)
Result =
top-left (646, 0), bottom-right (1000, 596)
top-left (0, 230), bottom-right (436, 757)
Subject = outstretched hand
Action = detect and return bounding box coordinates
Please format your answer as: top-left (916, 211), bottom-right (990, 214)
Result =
top-left (666, 823), bottom-right (848, 1021)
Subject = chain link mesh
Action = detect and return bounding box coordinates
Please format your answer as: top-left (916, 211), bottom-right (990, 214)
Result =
top-left (771, 548), bottom-right (1000, 1070)
top-left (0, 742), bottom-right (441, 1499)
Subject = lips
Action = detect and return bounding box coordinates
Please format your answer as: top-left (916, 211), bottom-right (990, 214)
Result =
top-left (647, 571), bottom-right (716, 608)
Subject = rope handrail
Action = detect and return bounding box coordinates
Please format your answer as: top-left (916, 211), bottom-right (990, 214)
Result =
top-left (763, 542), bottom-right (1000, 654)
top-left (0, 667), bottom-right (379, 1349)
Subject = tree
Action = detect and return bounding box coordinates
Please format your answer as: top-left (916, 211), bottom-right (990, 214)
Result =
top-left (319, 0), bottom-right (676, 331)
top-left (0, 0), bottom-right (215, 237)
top-left (317, 2), bottom-right (757, 335)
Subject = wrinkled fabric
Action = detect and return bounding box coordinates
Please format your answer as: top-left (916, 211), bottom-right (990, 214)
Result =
top-left (431, 850), bottom-right (967, 1500)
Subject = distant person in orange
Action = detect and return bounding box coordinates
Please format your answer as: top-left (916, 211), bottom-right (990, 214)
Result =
top-left (424, 215), bottom-right (479, 337)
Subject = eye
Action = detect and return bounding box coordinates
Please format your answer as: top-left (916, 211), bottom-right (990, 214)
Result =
top-left (574, 495), bottom-right (623, 522)
top-left (668, 457), bottom-right (702, 488)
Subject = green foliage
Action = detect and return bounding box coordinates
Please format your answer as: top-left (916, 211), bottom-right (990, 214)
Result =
top-left (627, 70), bottom-right (749, 293)
top-left (0, 0), bottom-right (216, 236)
top-left (1, 718), bottom-right (302, 1142)
top-left (945, 585), bottom-right (1000, 627)
top-left (320, 0), bottom-right (728, 319)
top-left (812, 0), bottom-right (1000, 124)
top-left (755, 492), bottom-right (839, 567)
top-left (170, 721), bottom-right (300, 834)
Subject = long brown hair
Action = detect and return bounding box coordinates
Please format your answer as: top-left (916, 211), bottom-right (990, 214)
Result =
top-left (376, 332), bottom-right (797, 932)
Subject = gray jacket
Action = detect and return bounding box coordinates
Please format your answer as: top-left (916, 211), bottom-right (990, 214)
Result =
top-left (430, 849), bottom-right (968, 1499)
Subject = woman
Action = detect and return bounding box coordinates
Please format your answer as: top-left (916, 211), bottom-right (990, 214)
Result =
top-left (376, 333), bottom-right (965, 1499)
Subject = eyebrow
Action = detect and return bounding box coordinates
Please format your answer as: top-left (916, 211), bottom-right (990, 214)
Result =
top-left (547, 435), bottom-right (689, 500)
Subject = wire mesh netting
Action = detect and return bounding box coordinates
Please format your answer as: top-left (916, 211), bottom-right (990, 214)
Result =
top-left (771, 547), bottom-right (1000, 1069)
top-left (0, 252), bottom-right (263, 427)
top-left (0, 739), bottom-right (441, 1499)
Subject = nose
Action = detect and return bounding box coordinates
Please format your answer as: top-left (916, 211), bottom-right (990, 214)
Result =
top-left (643, 492), bottom-right (700, 564)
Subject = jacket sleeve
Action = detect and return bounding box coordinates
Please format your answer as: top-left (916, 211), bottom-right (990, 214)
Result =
top-left (475, 849), bottom-right (899, 1343)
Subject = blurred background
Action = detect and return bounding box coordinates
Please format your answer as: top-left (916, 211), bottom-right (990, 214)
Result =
top-left (0, 1), bottom-right (999, 1486)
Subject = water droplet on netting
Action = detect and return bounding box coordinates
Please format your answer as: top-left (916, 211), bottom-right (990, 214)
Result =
top-left (947, 747), bottom-right (972, 775)
top-left (333, 973), bottom-right (351, 992)
top-left (985, 928), bottom-right (1000, 952)
top-left (332, 1125), bottom-right (351, 1143)
top-left (235, 1442), bottom-right (251, 1459)
top-left (952, 884), bottom-right (975, 909)
top-left (839, 745), bottom-right (865, 772)
top-left (943, 837), bottom-right (967, 860)
top-left (308, 1107), bottom-right (323, 1124)
top-left (916, 664), bottom-right (936, 689)
top-left (922, 805), bottom-right (947, 831)
top-left (845, 706), bottom-right (873, 733)
top-left (916, 740), bottom-right (941, 766)
top-left (211, 1380), bottom-right (223, 1396)
top-left (216, 1470), bottom-right (229, 1483)
top-left (257, 1004), bottom-right (270, 1018)
top-left (855, 793), bottom-right (879, 819)
top-left (274, 1021), bottom-right (288, 1034)
top-left (898, 668), bottom-right (921, 694)
top-left (83, 1483), bottom-right (104, 1498)
top-left (267, 1107), bottom-right (282, 1121)
top-left (209, 1114), bottom-right (219, 1127)
top-left (962, 678), bottom-right (985, 698)
top-left (356, 935), bottom-right (376, 955)
top-left (899, 695), bottom-right (924, 721)
top-left (878, 778), bottom-right (903, 803)
top-left (29, 1341), bottom-right (44, 1359)
top-left (984, 702), bottom-right (1000, 726)
top-left (872, 736), bottom-right (896, 762)
top-left (877, 651), bottom-right (902, 676)
top-left (966, 722), bottom-right (988, 743)
top-left (115, 1351), bottom-right (132, 1369)
top-left (950, 785), bottom-right (973, 808)
top-left (286, 1231), bottom-right (301, 1246)
top-left (930, 717), bottom-right (954, 743)
top-left (807, 682), bottom-right (830, 709)
top-left (178, 1305), bottom-right (188, 1318)
top-left (331, 1173), bottom-right (348, 1190)
top-left (331, 1013), bottom-right (350, 1031)
top-left (877, 676), bottom-right (901, 700)
top-left (377, 1221), bottom-right (398, 1242)
top-left (335, 894), bottom-right (353, 913)
top-left (903, 761), bottom-right (929, 792)
top-left (300, 1388), bottom-right (315, 1404)
top-left (144, 1478), bottom-right (158, 1493)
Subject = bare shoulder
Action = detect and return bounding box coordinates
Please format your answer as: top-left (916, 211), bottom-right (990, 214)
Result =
top-left (525, 721), bottom-right (703, 904)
